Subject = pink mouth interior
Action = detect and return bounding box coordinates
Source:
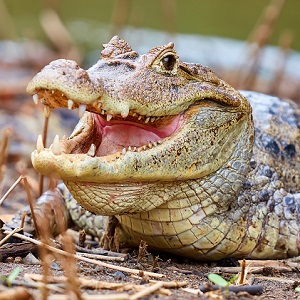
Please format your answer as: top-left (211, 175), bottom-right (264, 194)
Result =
top-left (94, 114), bottom-right (182, 156)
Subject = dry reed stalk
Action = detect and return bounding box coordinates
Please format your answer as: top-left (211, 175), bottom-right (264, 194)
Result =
top-left (38, 113), bottom-right (50, 196)
top-left (0, 175), bottom-right (23, 206)
top-left (39, 8), bottom-right (81, 62)
top-left (137, 240), bottom-right (148, 263)
top-left (60, 234), bottom-right (83, 300)
top-left (38, 219), bottom-right (55, 300)
top-left (0, 127), bottom-right (12, 190)
top-left (161, 0), bottom-right (176, 36)
top-left (0, 0), bottom-right (18, 39)
top-left (0, 227), bottom-right (23, 246)
top-left (234, 0), bottom-right (286, 90)
top-left (21, 176), bottom-right (40, 237)
top-left (41, 253), bottom-right (53, 300)
top-left (0, 127), bottom-right (11, 169)
top-left (268, 30), bottom-right (293, 95)
top-left (111, 0), bottom-right (131, 36)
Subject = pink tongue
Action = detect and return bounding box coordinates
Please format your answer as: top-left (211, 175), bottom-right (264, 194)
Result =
top-left (96, 124), bottom-right (162, 156)
top-left (95, 115), bottom-right (182, 156)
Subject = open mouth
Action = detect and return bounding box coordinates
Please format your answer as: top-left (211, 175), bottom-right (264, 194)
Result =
top-left (89, 113), bottom-right (182, 157)
top-left (65, 110), bottom-right (183, 158)
top-left (33, 89), bottom-right (184, 159)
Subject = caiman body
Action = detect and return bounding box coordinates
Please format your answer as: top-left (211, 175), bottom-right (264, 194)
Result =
top-left (25, 36), bottom-right (300, 260)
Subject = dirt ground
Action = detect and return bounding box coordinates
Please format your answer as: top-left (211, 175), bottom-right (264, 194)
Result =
top-left (1, 242), bottom-right (300, 299)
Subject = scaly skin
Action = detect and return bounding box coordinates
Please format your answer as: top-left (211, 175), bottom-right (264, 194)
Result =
top-left (25, 36), bottom-right (300, 260)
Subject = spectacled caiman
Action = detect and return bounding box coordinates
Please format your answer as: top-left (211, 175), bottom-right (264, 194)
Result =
top-left (17, 36), bottom-right (300, 260)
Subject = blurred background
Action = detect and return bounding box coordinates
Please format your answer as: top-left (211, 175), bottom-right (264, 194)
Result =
top-left (0, 0), bottom-right (300, 211)
top-left (1, 0), bottom-right (300, 98)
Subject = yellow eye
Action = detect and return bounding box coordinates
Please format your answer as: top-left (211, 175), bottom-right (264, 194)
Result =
top-left (162, 55), bottom-right (177, 71)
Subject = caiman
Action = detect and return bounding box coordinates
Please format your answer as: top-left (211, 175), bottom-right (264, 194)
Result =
top-left (21, 36), bottom-right (300, 260)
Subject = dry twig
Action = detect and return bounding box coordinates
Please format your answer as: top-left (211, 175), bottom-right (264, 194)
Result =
top-left (0, 226), bottom-right (23, 246)
top-left (76, 252), bottom-right (125, 262)
top-left (4, 231), bottom-right (165, 278)
top-left (75, 244), bottom-right (128, 259)
top-left (0, 175), bottom-right (23, 206)
top-left (25, 273), bottom-right (187, 299)
top-left (48, 294), bottom-right (130, 300)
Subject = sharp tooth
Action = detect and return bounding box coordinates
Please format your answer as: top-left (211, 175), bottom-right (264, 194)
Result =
top-left (97, 102), bottom-right (102, 109)
top-left (138, 115), bottom-right (142, 120)
top-left (107, 114), bottom-right (113, 121)
top-left (133, 147), bottom-right (137, 152)
top-left (148, 142), bottom-right (153, 149)
top-left (51, 90), bottom-right (55, 94)
top-left (157, 140), bottom-right (162, 144)
top-left (122, 148), bottom-right (126, 155)
top-left (101, 110), bottom-right (105, 115)
top-left (78, 104), bottom-right (86, 118)
top-left (137, 148), bottom-right (141, 152)
top-left (68, 99), bottom-right (74, 110)
top-left (153, 141), bottom-right (157, 147)
top-left (128, 146), bottom-right (132, 151)
top-left (52, 135), bottom-right (61, 155)
top-left (145, 117), bottom-right (150, 123)
top-left (44, 105), bottom-right (51, 118)
top-left (132, 112), bottom-right (137, 117)
top-left (87, 144), bottom-right (96, 157)
top-left (142, 145), bottom-right (147, 151)
top-left (36, 134), bottom-right (44, 153)
top-left (151, 117), bottom-right (156, 122)
top-left (32, 94), bottom-right (39, 105)
top-left (121, 108), bottom-right (129, 118)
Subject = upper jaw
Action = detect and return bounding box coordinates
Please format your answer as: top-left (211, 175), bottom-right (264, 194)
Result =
top-left (27, 59), bottom-right (170, 120)
top-left (27, 57), bottom-right (250, 122)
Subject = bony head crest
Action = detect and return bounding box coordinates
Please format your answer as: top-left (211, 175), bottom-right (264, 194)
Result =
top-left (101, 36), bottom-right (133, 58)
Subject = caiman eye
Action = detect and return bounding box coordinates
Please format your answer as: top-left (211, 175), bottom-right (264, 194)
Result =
top-left (162, 55), bottom-right (177, 71)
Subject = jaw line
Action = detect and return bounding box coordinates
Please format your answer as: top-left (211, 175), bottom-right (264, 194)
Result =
top-left (31, 112), bottom-right (188, 182)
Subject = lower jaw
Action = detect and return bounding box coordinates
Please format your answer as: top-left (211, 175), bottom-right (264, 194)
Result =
top-left (64, 179), bottom-right (171, 215)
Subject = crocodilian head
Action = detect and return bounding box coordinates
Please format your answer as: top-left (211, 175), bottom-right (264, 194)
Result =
top-left (27, 36), bottom-right (253, 215)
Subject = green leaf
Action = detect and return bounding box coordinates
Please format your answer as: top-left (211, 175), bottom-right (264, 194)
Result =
top-left (7, 267), bottom-right (21, 286)
top-left (228, 274), bottom-right (239, 284)
top-left (295, 286), bottom-right (300, 293)
top-left (208, 273), bottom-right (229, 288)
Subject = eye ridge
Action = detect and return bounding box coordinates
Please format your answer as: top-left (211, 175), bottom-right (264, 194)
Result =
top-left (162, 54), bottom-right (176, 71)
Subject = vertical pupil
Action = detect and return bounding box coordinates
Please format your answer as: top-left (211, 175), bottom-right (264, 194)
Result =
top-left (162, 55), bottom-right (175, 70)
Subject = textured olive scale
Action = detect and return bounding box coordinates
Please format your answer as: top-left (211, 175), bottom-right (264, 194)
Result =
top-left (26, 37), bottom-right (300, 260)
